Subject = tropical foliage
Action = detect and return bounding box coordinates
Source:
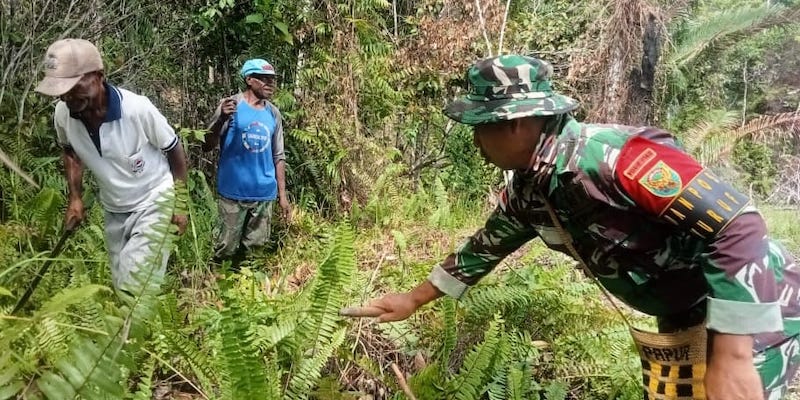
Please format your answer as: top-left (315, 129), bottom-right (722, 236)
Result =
top-left (1, 0), bottom-right (799, 399)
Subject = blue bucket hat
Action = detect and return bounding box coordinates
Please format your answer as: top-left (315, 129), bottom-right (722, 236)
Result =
top-left (240, 59), bottom-right (276, 78)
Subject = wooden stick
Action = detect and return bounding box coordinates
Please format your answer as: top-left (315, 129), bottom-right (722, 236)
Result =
top-left (339, 306), bottom-right (384, 318)
top-left (390, 363), bottom-right (417, 400)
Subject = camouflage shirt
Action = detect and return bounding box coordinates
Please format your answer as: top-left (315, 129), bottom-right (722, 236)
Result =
top-left (428, 115), bottom-right (800, 347)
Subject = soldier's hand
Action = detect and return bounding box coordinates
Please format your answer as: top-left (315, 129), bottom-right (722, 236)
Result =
top-left (64, 199), bottom-right (84, 230)
top-left (218, 98), bottom-right (237, 120)
top-left (340, 292), bottom-right (421, 322)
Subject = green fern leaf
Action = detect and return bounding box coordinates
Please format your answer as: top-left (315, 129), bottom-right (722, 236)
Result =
top-left (300, 226), bottom-right (355, 349)
top-left (37, 335), bottom-right (125, 400)
top-left (285, 328), bottom-right (346, 400)
top-left (438, 298), bottom-right (458, 365)
top-left (0, 353), bottom-right (24, 400)
top-left (37, 285), bottom-right (109, 316)
top-left (219, 294), bottom-right (270, 400)
top-left (446, 315), bottom-right (504, 400)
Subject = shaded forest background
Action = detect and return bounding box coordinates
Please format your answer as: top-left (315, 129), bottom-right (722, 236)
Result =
top-left (1, 0), bottom-right (799, 399)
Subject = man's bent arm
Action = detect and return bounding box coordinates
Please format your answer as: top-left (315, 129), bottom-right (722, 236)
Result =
top-left (203, 116), bottom-right (226, 152)
top-left (166, 141), bottom-right (188, 184)
top-left (63, 147), bottom-right (83, 202)
top-left (276, 160), bottom-right (288, 202)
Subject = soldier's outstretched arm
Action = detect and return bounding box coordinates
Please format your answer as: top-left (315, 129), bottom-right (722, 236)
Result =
top-left (342, 185), bottom-right (539, 322)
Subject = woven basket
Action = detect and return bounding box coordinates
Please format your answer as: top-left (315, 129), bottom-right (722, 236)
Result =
top-left (630, 324), bottom-right (708, 400)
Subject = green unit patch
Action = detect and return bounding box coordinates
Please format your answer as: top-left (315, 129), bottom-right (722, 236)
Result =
top-left (640, 161), bottom-right (682, 197)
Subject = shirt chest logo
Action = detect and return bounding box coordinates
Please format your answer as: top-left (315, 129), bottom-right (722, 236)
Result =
top-left (241, 121), bottom-right (272, 153)
top-left (128, 155), bottom-right (145, 176)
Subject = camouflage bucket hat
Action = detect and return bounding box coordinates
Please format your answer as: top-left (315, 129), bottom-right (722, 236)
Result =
top-left (444, 55), bottom-right (579, 125)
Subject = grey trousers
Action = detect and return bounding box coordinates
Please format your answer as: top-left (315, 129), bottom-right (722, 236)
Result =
top-left (104, 202), bottom-right (172, 292)
top-left (213, 197), bottom-right (273, 258)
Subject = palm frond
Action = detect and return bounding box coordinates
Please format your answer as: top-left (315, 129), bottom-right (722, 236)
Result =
top-left (667, 5), bottom-right (779, 69)
top-left (681, 109), bottom-right (738, 154)
top-left (695, 111), bottom-right (800, 163)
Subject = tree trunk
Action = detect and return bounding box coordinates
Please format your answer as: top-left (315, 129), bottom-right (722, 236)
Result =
top-left (624, 12), bottom-right (662, 125)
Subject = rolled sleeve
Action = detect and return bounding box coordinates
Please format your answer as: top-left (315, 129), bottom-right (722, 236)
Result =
top-left (428, 264), bottom-right (469, 299)
top-left (701, 212), bottom-right (784, 334)
top-left (707, 297), bottom-right (783, 334)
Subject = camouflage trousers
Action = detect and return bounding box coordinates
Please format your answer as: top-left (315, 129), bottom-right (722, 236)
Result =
top-left (213, 197), bottom-right (273, 258)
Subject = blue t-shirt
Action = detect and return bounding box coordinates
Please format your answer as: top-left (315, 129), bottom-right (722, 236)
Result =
top-left (217, 101), bottom-right (278, 201)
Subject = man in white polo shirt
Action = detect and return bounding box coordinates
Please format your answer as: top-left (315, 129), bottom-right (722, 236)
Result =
top-left (34, 38), bottom-right (188, 293)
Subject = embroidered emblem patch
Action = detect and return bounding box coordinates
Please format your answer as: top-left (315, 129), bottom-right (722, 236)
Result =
top-left (639, 161), bottom-right (681, 197)
top-left (623, 148), bottom-right (656, 179)
top-left (129, 156), bottom-right (145, 176)
top-left (44, 54), bottom-right (58, 70)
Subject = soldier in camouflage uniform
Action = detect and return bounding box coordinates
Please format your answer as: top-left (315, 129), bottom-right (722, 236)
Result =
top-left (348, 55), bottom-right (800, 399)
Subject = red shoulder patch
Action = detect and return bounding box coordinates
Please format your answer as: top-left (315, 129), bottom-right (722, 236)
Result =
top-left (615, 137), bottom-right (703, 216)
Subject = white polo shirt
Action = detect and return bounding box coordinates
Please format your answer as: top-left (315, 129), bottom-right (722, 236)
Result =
top-left (55, 85), bottom-right (178, 213)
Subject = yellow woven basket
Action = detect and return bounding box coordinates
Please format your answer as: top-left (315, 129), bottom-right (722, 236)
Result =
top-left (630, 324), bottom-right (708, 400)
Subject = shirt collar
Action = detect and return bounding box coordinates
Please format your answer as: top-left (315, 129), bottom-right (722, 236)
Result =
top-left (523, 114), bottom-right (575, 188)
top-left (103, 82), bottom-right (122, 123)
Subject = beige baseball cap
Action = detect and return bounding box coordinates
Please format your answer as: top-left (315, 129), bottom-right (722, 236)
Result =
top-left (35, 39), bottom-right (104, 96)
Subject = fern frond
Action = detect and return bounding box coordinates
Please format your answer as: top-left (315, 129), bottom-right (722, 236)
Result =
top-left (446, 315), bottom-right (504, 400)
top-left (37, 335), bottom-right (126, 399)
top-left (252, 317), bottom-right (297, 351)
top-left (37, 285), bottom-right (109, 316)
top-left (156, 294), bottom-right (218, 388)
top-left (438, 297), bottom-right (458, 364)
top-left (285, 328), bottom-right (346, 400)
top-left (428, 176), bottom-right (451, 228)
top-left (462, 285), bottom-right (532, 321)
top-left (300, 226), bottom-right (355, 350)
top-left (505, 365), bottom-right (528, 400)
top-left (408, 363), bottom-right (447, 399)
top-left (35, 316), bottom-right (72, 362)
top-left (0, 352), bottom-right (24, 399)
top-left (27, 187), bottom-right (61, 234)
top-left (160, 329), bottom-right (218, 388)
top-left (219, 294), bottom-right (270, 400)
top-left (119, 186), bottom-right (183, 334)
top-left (130, 357), bottom-right (156, 400)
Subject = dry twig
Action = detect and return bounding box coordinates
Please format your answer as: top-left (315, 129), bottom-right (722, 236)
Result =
top-left (390, 363), bottom-right (417, 400)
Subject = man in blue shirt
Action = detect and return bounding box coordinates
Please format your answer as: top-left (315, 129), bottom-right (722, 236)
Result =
top-left (204, 59), bottom-right (290, 265)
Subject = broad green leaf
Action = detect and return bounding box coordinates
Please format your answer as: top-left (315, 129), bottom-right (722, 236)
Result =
top-left (273, 21), bottom-right (294, 45)
top-left (245, 13), bottom-right (264, 24)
